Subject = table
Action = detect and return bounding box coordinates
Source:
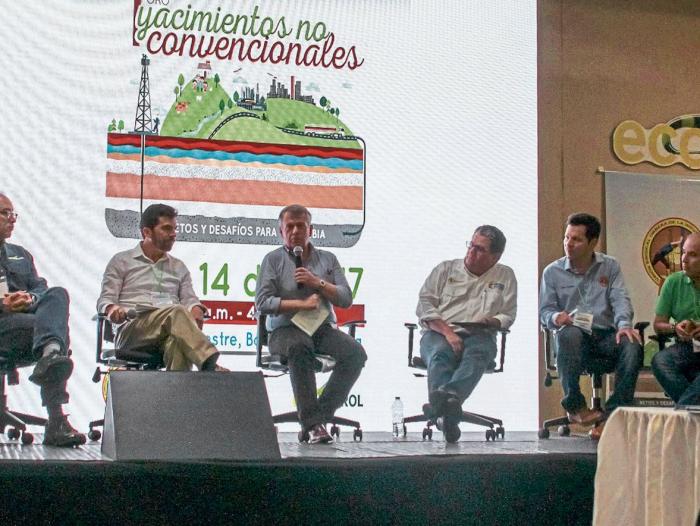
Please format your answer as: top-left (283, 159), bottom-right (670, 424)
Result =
top-left (593, 406), bottom-right (700, 526)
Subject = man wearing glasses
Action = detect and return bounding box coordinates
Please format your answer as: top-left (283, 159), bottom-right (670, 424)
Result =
top-left (416, 225), bottom-right (517, 439)
top-left (0, 193), bottom-right (85, 446)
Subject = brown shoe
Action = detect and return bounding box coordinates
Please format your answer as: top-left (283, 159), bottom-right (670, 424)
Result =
top-left (309, 424), bottom-right (333, 444)
top-left (567, 407), bottom-right (603, 426)
top-left (589, 421), bottom-right (606, 441)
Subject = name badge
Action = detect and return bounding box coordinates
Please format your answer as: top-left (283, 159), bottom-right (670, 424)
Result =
top-left (0, 280), bottom-right (8, 298)
top-left (151, 292), bottom-right (173, 307)
top-left (572, 311), bottom-right (594, 334)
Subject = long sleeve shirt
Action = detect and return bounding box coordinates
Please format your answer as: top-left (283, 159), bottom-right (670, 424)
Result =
top-left (0, 242), bottom-right (48, 304)
top-left (416, 259), bottom-right (517, 331)
top-left (539, 252), bottom-right (634, 331)
top-left (255, 244), bottom-right (352, 332)
top-left (97, 243), bottom-right (204, 314)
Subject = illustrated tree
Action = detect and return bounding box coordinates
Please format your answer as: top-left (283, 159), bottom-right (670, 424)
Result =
top-left (108, 119), bottom-right (116, 132)
top-left (174, 86), bottom-right (179, 100)
top-left (319, 96), bottom-right (327, 108)
top-left (177, 73), bottom-right (185, 95)
top-left (118, 120), bottom-right (125, 133)
top-left (334, 108), bottom-right (340, 125)
top-left (214, 73), bottom-right (220, 88)
top-left (227, 98), bottom-right (233, 109)
top-left (219, 99), bottom-right (225, 114)
top-left (233, 91), bottom-right (240, 103)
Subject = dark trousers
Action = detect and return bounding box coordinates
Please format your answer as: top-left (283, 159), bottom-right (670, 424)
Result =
top-left (555, 325), bottom-right (643, 414)
top-left (268, 323), bottom-right (367, 430)
top-left (0, 287), bottom-right (70, 406)
top-left (651, 342), bottom-right (700, 405)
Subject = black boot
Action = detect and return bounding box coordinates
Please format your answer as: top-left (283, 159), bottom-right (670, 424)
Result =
top-left (43, 415), bottom-right (86, 447)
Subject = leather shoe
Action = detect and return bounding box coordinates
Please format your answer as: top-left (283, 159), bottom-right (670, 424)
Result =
top-left (567, 407), bottom-right (603, 427)
top-left (429, 390), bottom-right (461, 418)
top-left (43, 416), bottom-right (86, 447)
top-left (589, 421), bottom-right (606, 441)
top-left (308, 424), bottom-right (333, 444)
top-left (29, 353), bottom-right (73, 386)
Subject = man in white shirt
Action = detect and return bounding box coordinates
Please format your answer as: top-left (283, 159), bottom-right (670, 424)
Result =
top-left (416, 225), bottom-right (517, 436)
top-left (97, 204), bottom-right (221, 371)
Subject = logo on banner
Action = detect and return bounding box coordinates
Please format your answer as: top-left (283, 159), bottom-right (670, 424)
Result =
top-left (613, 115), bottom-right (700, 169)
top-left (642, 217), bottom-right (699, 285)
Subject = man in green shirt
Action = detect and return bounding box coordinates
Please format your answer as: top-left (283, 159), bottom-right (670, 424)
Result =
top-left (651, 233), bottom-right (700, 405)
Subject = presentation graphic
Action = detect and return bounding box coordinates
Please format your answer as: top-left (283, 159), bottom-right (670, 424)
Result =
top-left (105, 55), bottom-right (365, 247)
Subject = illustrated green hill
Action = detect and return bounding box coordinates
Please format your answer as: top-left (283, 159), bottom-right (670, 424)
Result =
top-left (160, 79), bottom-right (361, 149)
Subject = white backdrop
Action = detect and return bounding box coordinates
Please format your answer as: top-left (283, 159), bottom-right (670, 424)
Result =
top-left (0, 0), bottom-right (538, 432)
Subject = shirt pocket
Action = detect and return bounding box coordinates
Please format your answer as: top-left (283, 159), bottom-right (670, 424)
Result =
top-left (6, 258), bottom-right (33, 281)
top-left (443, 282), bottom-right (468, 299)
top-left (483, 287), bottom-right (504, 313)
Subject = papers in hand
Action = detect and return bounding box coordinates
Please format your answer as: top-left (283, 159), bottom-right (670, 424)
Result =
top-left (291, 302), bottom-right (330, 336)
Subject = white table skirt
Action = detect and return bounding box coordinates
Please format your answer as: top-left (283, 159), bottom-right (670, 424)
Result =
top-left (593, 407), bottom-right (700, 526)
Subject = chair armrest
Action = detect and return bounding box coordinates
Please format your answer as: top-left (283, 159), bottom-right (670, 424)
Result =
top-left (340, 319), bottom-right (366, 338)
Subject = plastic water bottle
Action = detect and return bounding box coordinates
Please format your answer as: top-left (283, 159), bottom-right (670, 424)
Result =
top-left (391, 396), bottom-right (404, 437)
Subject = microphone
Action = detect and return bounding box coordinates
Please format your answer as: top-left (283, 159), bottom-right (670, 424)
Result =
top-left (293, 246), bottom-right (304, 289)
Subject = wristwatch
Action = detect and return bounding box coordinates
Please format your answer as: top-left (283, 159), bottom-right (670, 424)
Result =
top-left (318, 279), bottom-right (326, 290)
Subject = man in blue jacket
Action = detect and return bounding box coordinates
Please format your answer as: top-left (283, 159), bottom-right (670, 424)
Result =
top-left (0, 193), bottom-right (84, 447)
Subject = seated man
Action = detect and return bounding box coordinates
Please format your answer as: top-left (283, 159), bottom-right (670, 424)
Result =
top-left (416, 225), bottom-right (517, 438)
top-left (0, 193), bottom-right (85, 446)
top-left (255, 204), bottom-right (367, 444)
top-left (97, 204), bottom-right (222, 371)
top-left (539, 213), bottom-right (643, 439)
top-left (651, 232), bottom-right (700, 406)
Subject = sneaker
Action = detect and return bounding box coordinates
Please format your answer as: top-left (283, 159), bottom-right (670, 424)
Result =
top-left (308, 424), bottom-right (333, 444)
top-left (29, 353), bottom-right (73, 386)
top-left (43, 416), bottom-right (86, 447)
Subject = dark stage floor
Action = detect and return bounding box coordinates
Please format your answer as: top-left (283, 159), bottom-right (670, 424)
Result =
top-left (0, 430), bottom-right (597, 461)
top-left (0, 431), bottom-right (598, 525)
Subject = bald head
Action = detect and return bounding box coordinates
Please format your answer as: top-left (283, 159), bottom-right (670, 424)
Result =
top-left (682, 233), bottom-right (700, 280)
top-left (0, 194), bottom-right (16, 241)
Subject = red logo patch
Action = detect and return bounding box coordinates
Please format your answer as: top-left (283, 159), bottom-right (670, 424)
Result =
top-left (599, 276), bottom-right (609, 287)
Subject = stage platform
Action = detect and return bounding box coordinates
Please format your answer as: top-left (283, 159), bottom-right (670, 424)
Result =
top-left (0, 431), bottom-right (598, 525)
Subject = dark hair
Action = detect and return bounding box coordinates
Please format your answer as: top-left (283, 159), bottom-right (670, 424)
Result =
top-left (474, 225), bottom-right (506, 254)
top-left (278, 204), bottom-right (312, 224)
top-left (140, 204), bottom-right (177, 231)
top-left (566, 213), bottom-right (600, 241)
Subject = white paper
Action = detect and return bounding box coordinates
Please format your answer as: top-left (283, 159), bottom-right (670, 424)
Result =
top-left (291, 302), bottom-right (330, 336)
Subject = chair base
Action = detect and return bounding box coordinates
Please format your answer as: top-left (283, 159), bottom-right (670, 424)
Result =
top-left (273, 410), bottom-right (363, 442)
top-left (538, 393), bottom-right (604, 439)
top-left (403, 409), bottom-right (504, 442)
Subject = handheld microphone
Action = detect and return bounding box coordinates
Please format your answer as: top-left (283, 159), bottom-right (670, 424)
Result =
top-left (293, 246), bottom-right (304, 289)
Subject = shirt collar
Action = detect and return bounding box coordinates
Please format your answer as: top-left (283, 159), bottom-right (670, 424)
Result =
top-left (564, 252), bottom-right (603, 273)
top-left (131, 242), bottom-right (170, 264)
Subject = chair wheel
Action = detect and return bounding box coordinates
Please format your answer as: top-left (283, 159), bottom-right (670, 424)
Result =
top-left (485, 429), bottom-right (496, 442)
top-left (557, 425), bottom-right (570, 437)
top-left (88, 429), bottom-right (102, 441)
top-left (330, 425), bottom-right (340, 438)
top-left (353, 429), bottom-right (363, 441)
top-left (496, 426), bottom-right (505, 439)
top-left (421, 427), bottom-right (430, 441)
top-left (445, 425), bottom-right (461, 443)
top-left (538, 428), bottom-right (550, 439)
top-left (7, 428), bottom-right (20, 440)
top-left (298, 429), bottom-right (310, 443)
top-left (21, 432), bottom-right (34, 445)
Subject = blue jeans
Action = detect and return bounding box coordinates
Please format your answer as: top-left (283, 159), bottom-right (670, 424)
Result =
top-left (555, 326), bottom-right (643, 414)
top-left (268, 323), bottom-right (367, 430)
top-left (0, 287), bottom-right (71, 406)
top-left (651, 342), bottom-right (700, 405)
top-left (419, 329), bottom-right (497, 403)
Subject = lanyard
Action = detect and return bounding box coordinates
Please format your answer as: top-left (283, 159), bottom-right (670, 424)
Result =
top-left (151, 263), bottom-right (165, 293)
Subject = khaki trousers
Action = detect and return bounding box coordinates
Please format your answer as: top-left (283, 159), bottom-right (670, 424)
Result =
top-left (115, 305), bottom-right (217, 371)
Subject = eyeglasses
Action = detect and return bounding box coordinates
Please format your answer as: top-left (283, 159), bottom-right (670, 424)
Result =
top-left (0, 209), bottom-right (17, 220)
top-left (466, 242), bottom-right (489, 254)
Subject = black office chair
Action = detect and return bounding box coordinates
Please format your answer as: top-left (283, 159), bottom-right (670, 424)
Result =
top-left (255, 314), bottom-right (365, 442)
top-left (87, 313), bottom-right (165, 440)
top-left (538, 322), bottom-right (649, 439)
top-left (402, 322), bottom-right (509, 443)
top-left (0, 351), bottom-right (47, 445)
